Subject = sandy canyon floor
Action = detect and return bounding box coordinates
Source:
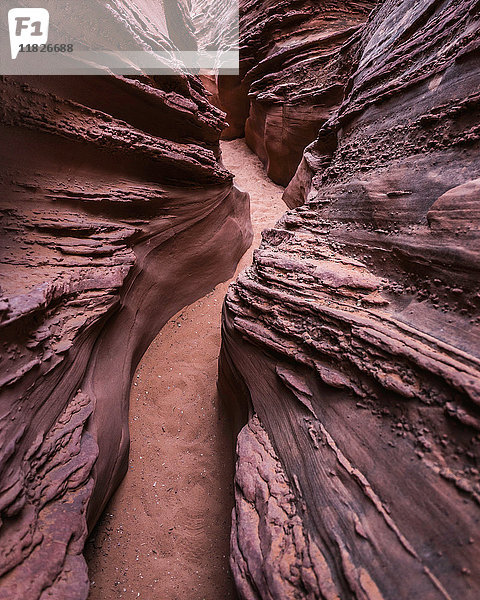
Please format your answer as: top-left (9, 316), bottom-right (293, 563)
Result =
top-left (85, 139), bottom-right (286, 599)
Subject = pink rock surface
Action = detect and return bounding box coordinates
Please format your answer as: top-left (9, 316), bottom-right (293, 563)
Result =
top-left (217, 0), bottom-right (375, 185)
top-left (219, 1), bottom-right (480, 598)
top-left (0, 71), bottom-right (252, 599)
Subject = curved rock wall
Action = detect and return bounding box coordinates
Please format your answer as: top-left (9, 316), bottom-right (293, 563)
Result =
top-left (219, 0), bottom-right (480, 598)
top-left (218, 0), bottom-right (375, 185)
top-left (0, 69), bottom-right (252, 600)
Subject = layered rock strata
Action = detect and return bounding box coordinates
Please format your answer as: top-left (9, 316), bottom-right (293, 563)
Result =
top-left (220, 0), bottom-right (480, 598)
top-left (217, 0), bottom-right (375, 185)
top-left (0, 71), bottom-right (252, 599)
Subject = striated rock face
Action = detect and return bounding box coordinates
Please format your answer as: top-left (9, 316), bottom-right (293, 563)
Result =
top-left (0, 72), bottom-right (252, 598)
top-left (217, 0), bottom-right (375, 185)
top-left (219, 1), bottom-right (480, 598)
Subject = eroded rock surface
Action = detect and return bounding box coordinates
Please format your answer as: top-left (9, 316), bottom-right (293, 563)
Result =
top-left (0, 68), bottom-right (252, 600)
top-left (217, 0), bottom-right (375, 185)
top-left (220, 1), bottom-right (480, 598)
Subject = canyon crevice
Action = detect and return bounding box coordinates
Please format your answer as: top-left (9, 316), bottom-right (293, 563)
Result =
top-left (219, 0), bottom-right (480, 599)
top-left (85, 138), bottom-right (287, 600)
top-left (0, 0), bottom-right (479, 599)
top-left (216, 0), bottom-right (376, 186)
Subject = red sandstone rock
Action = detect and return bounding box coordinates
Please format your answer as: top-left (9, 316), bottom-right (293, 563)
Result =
top-left (217, 0), bottom-right (375, 185)
top-left (0, 69), bottom-right (252, 599)
top-left (219, 1), bottom-right (480, 598)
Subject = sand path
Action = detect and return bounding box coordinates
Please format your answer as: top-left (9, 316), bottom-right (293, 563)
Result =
top-left (85, 139), bottom-right (286, 600)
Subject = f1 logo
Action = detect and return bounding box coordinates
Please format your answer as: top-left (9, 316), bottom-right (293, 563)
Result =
top-left (8, 8), bottom-right (49, 59)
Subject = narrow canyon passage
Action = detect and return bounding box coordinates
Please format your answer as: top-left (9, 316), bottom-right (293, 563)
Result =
top-left (85, 139), bottom-right (286, 600)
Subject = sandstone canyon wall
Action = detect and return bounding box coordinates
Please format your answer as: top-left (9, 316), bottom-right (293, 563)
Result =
top-left (219, 0), bottom-right (480, 598)
top-left (217, 0), bottom-right (376, 185)
top-left (0, 57), bottom-right (251, 600)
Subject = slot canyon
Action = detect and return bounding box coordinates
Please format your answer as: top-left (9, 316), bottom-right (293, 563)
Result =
top-left (0, 1), bottom-right (479, 600)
